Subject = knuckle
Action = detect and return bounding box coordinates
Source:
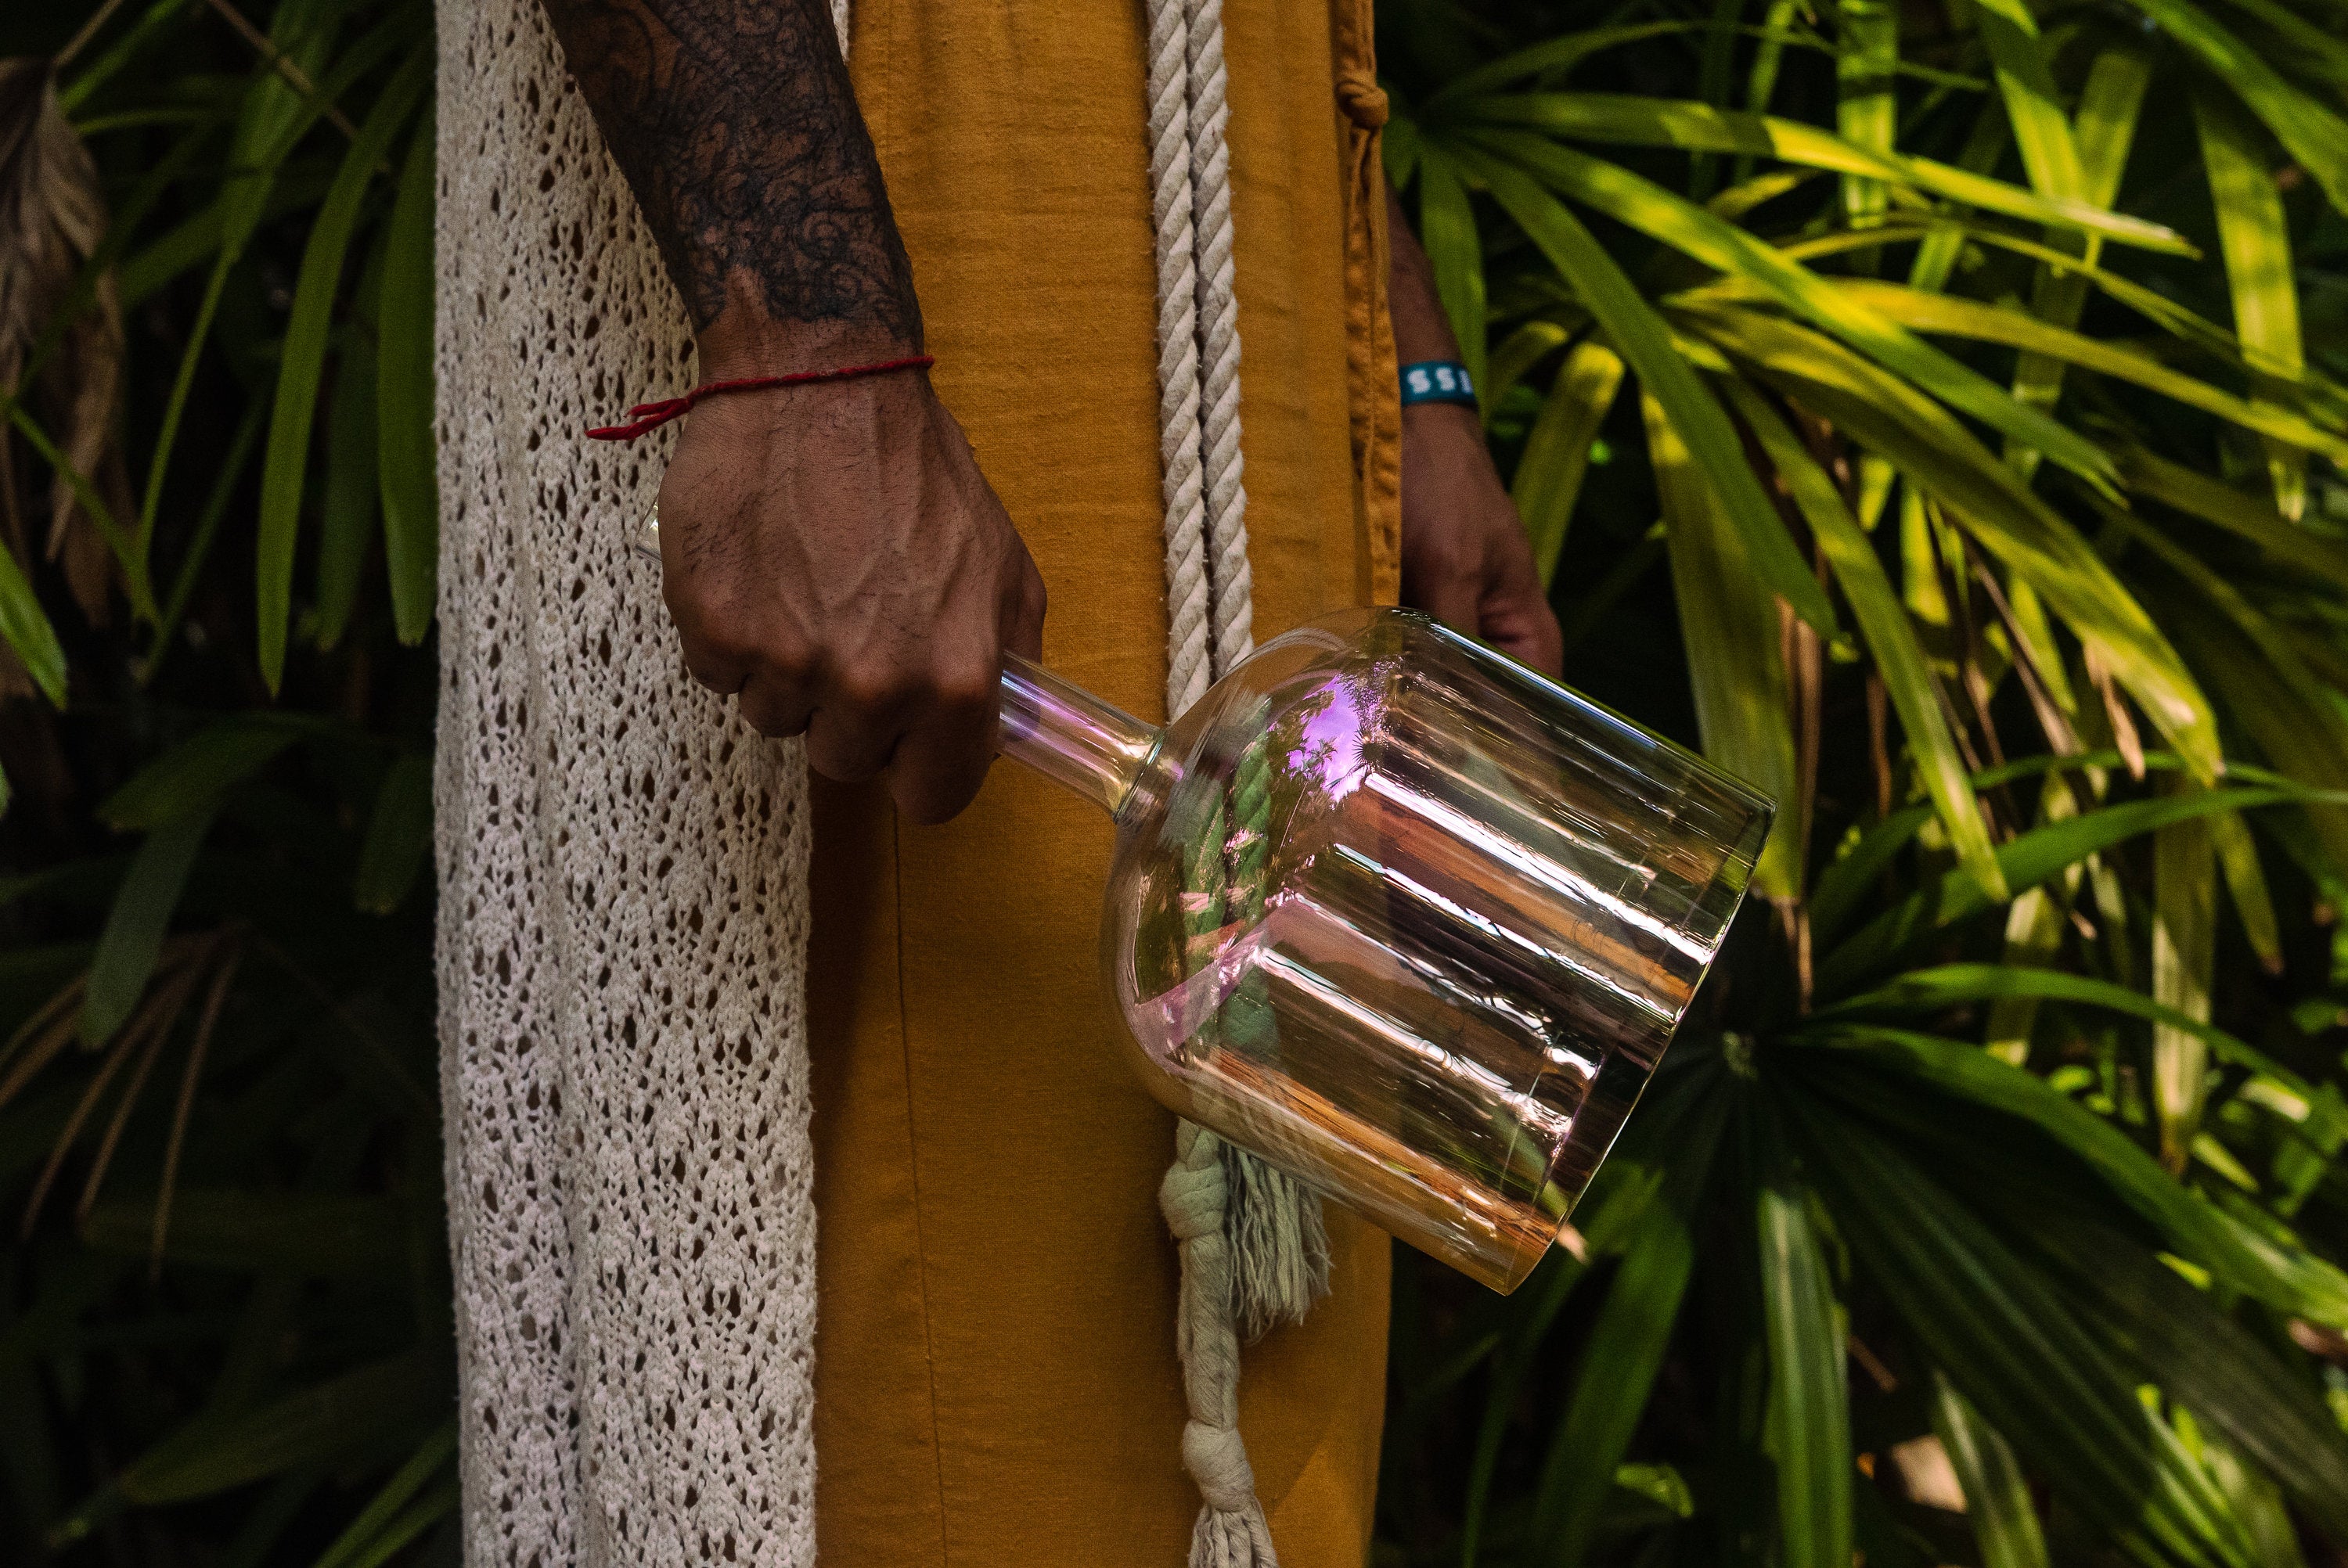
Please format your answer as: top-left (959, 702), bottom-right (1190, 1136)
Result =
top-left (833, 659), bottom-right (914, 716)
top-left (733, 683), bottom-right (804, 740)
top-left (1424, 535), bottom-right (1478, 579)
top-left (666, 582), bottom-right (747, 656)
top-left (674, 634), bottom-right (738, 694)
top-left (931, 661), bottom-right (997, 719)
top-left (756, 631), bottom-right (820, 687)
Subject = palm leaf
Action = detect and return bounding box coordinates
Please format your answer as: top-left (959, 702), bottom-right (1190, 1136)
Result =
top-left (1788, 1087), bottom-right (2253, 1568)
top-left (1795, 1025), bottom-right (2348, 1327)
top-left (375, 102), bottom-right (436, 645)
top-left (2020, 1210), bottom-right (2348, 1545)
top-left (1819, 963), bottom-right (2340, 1122)
top-left (2114, 0), bottom-right (2348, 215)
top-left (1727, 380), bottom-right (2006, 897)
top-left (309, 1422), bottom-right (456, 1568)
top-left (135, 0), bottom-right (345, 586)
top-left (1756, 1144), bottom-right (1852, 1568)
top-left (112, 1355), bottom-right (447, 1507)
top-left (1512, 339), bottom-right (1622, 585)
top-left (1931, 1372), bottom-right (2052, 1568)
top-left (1457, 1162), bottom-right (1662, 1565)
top-left (1821, 280), bottom-right (2348, 462)
top-left (1524, 1088), bottom-right (1723, 1568)
top-left (2117, 448), bottom-right (2348, 594)
top-left (1816, 786), bottom-right (2319, 992)
top-left (2207, 807), bottom-right (2284, 974)
top-left (1455, 146), bottom-right (1839, 632)
top-left (1836, 0), bottom-right (1898, 235)
top-left (255, 50), bottom-right (427, 692)
top-left (1415, 146), bottom-right (1490, 407)
top-left (1449, 95), bottom-right (2193, 252)
top-left (80, 807), bottom-right (213, 1046)
top-left (0, 530), bottom-right (67, 709)
top-left (1646, 390), bottom-right (1803, 896)
top-left (1966, 0), bottom-right (2084, 201)
top-left (2151, 800), bottom-right (2218, 1168)
top-left (2193, 89), bottom-right (2309, 519)
top-left (2010, 45), bottom-right (2152, 477)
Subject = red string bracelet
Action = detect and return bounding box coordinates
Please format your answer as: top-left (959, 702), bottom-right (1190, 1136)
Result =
top-left (584, 354), bottom-right (936, 441)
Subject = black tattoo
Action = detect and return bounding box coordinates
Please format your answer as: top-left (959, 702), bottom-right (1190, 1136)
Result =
top-left (539, 0), bottom-right (922, 345)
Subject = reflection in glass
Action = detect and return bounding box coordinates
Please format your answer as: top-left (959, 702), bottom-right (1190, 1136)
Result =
top-left (1002, 610), bottom-right (1770, 1293)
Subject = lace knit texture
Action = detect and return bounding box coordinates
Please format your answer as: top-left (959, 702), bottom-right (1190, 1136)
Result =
top-left (434, 1), bottom-right (822, 1563)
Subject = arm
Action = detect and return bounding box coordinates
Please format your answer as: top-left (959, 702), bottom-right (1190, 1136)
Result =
top-left (1386, 184), bottom-right (1563, 677)
top-left (542, 0), bottom-right (1045, 823)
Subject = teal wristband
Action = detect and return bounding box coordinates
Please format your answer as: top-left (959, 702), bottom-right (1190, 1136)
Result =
top-left (1399, 360), bottom-right (1477, 407)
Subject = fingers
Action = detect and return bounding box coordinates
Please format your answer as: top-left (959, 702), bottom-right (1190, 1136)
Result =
top-left (884, 677), bottom-right (999, 824)
top-left (675, 587), bottom-right (1033, 825)
top-left (1399, 455), bottom-right (1565, 678)
top-left (678, 639), bottom-right (751, 699)
top-left (1408, 550), bottom-right (1485, 641)
top-left (733, 671), bottom-right (818, 739)
top-left (1007, 555), bottom-right (1048, 663)
top-left (881, 549), bottom-right (1046, 822)
top-left (802, 688), bottom-right (908, 782)
top-left (736, 656), bottom-right (994, 826)
top-left (794, 650), bottom-right (1001, 822)
top-left (1482, 596), bottom-right (1565, 678)
top-left (1479, 529), bottom-right (1565, 678)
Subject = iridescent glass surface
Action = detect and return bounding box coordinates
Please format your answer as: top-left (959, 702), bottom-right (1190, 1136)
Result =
top-left (1001, 609), bottom-right (1770, 1293)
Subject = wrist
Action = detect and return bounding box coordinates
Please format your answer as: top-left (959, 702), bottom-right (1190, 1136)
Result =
top-left (695, 302), bottom-right (924, 383)
top-left (1402, 398), bottom-right (1484, 441)
top-left (672, 357), bottom-right (935, 454)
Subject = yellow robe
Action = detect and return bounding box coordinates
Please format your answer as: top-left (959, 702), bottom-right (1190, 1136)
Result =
top-left (809, 1), bottom-right (1401, 1562)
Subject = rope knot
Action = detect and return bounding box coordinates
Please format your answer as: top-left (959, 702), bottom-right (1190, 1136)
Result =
top-left (1335, 69), bottom-right (1388, 132)
top-left (1183, 1420), bottom-right (1259, 1515)
top-left (1160, 1153), bottom-right (1229, 1242)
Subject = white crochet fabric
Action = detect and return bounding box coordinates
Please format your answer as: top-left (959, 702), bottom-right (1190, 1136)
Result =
top-left (432, 2), bottom-right (820, 1563)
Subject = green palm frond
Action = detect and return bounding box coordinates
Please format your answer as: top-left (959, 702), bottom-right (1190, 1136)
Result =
top-left (1381, 0), bottom-right (2348, 1559)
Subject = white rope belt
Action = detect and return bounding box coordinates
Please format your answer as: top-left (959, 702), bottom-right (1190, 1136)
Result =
top-left (1142, 0), bottom-right (1330, 1563)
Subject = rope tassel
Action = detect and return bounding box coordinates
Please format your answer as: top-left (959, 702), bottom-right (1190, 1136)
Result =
top-left (1161, 1124), bottom-right (1281, 1566)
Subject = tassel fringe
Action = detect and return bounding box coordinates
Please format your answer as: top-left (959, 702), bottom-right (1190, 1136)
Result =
top-left (1222, 1145), bottom-right (1328, 1341)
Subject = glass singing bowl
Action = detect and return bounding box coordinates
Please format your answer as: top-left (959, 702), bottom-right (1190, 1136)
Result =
top-left (999, 609), bottom-right (1771, 1293)
top-left (636, 516), bottom-right (1769, 1293)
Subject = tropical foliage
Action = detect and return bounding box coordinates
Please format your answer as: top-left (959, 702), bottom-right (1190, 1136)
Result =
top-left (0, 1), bottom-right (450, 1563)
top-left (1376, 0), bottom-right (2348, 1563)
top-left (6, 0), bottom-right (2348, 1563)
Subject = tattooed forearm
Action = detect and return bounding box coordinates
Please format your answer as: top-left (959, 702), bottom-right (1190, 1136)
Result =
top-left (539, 0), bottom-right (921, 347)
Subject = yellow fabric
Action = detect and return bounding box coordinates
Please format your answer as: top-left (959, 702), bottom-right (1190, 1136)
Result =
top-left (810, 4), bottom-right (1398, 1564)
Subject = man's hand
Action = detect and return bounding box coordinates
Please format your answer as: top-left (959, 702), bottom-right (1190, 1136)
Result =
top-left (1385, 185), bottom-right (1564, 678)
top-left (543, 0), bottom-right (1041, 822)
top-left (1399, 401), bottom-right (1561, 677)
top-left (658, 370), bottom-right (1045, 825)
